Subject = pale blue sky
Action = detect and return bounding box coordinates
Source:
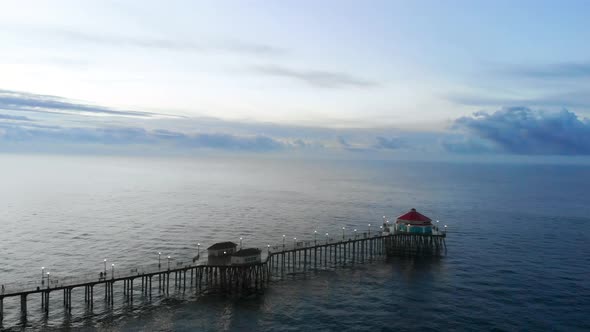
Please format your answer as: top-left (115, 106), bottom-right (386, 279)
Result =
top-left (1, 1), bottom-right (589, 157)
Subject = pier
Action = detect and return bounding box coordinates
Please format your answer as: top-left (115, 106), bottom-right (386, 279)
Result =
top-left (0, 228), bottom-right (446, 327)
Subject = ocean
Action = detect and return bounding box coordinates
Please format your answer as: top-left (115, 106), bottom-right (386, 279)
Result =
top-left (0, 155), bottom-right (588, 331)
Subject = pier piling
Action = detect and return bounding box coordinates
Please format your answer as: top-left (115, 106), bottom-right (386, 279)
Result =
top-left (0, 232), bottom-right (445, 326)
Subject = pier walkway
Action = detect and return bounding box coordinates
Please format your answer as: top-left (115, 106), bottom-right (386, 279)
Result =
top-left (0, 229), bottom-right (446, 327)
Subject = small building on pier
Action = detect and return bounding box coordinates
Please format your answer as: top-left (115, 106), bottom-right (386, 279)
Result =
top-left (231, 248), bottom-right (261, 265)
top-left (207, 242), bottom-right (237, 257)
top-left (395, 208), bottom-right (433, 234)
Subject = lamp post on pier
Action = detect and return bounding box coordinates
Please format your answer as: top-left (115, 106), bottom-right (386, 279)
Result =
top-left (293, 237), bottom-right (297, 248)
top-left (111, 264), bottom-right (115, 279)
top-left (354, 229), bottom-right (357, 239)
top-left (240, 237), bottom-right (243, 250)
top-left (267, 244), bottom-right (271, 255)
top-left (103, 259), bottom-right (107, 276)
top-left (314, 230), bottom-right (318, 245)
top-left (197, 243), bottom-right (200, 257)
top-left (282, 235), bottom-right (286, 249)
top-left (41, 267), bottom-right (45, 285)
top-left (167, 256), bottom-right (171, 270)
top-left (342, 227), bottom-right (345, 241)
top-left (444, 225), bottom-right (447, 234)
top-left (158, 252), bottom-right (161, 268)
top-left (46, 272), bottom-right (50, 288)
top-left (368, 224), bottom-right (371, 236)
top-left (325, 232), bottom-right (329, 244)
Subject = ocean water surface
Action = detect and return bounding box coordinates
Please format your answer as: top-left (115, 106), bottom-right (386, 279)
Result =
top-left (0, 155), bottom-right (589, 331)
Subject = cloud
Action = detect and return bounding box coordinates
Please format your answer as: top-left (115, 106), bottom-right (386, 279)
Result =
top-left (59, 30), bottom-right (285, 56)
top-left (334, 135), bottom-right (371, 152)
top-left (502, 62), bottom-right (590, 79)
top-left (448, 90), bottom-right (590, 109)
top-left (0, 122), bottom-right (285, 152)
top-left (170, 132), bottom-right (284, 151)
top-left (0, 113), bottom-right (33, 121)
top-left (252, 65), bottom-right (378, 88)
top-left (337, 136), bottom-right (351, 147)
top-left (0, 89), bottom-right (161, 118)
top-left (448, 61), bottom-right (590, 109)
top-left (374, 136), bottom-right (405, 150)
top-left (445, 107), bottom-right (590, 155)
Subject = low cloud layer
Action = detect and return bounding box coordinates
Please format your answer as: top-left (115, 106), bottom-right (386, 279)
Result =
top-left (0, 89), bottom-right (159, 118)
top-left (4, 88), bottom-right (590, 158)
top-left (252, 65), bottom-right (378, 88)
top-left (446, 107), bottom-right (590, 155)
top-left (374, 136), bottom-right (405, 150)
top-left (0, 122), bottom-right (285, 152)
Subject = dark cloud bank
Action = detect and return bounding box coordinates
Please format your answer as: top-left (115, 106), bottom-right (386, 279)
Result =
top-left (446, 107), bottom-right (590, 155)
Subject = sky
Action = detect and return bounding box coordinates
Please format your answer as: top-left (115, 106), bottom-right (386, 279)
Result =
top-left (1, 0), bottom-right (590, 160)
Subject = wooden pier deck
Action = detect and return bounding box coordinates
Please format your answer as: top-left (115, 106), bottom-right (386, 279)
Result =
top-left (0, 230), bottom-right (446, 327)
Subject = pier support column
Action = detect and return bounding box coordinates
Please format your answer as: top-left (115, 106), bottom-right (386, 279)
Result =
top-left (166, 273), bottom-right (170, 294)
top-left (314, 248), bottom-right (317, 270)
top-left (20, 294), bottom-right (27, 320)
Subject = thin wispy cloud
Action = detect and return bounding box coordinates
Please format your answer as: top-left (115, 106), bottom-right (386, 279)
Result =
top-left (58, 30), bottom-right (285, 56)
top-left (447, 90), bottom-right (590, 109)
top-left (252, 65), bottom-right (379, 88)
top-left (0, 113), bottom-right (33, 121)
top-left (0, 89), bottom-right (162, 118)
top-left (502, 62), bottom-right (590, 79)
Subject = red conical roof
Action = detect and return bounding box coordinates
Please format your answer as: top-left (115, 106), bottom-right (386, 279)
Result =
top-left (396, 208), bottom-right (432, 225)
